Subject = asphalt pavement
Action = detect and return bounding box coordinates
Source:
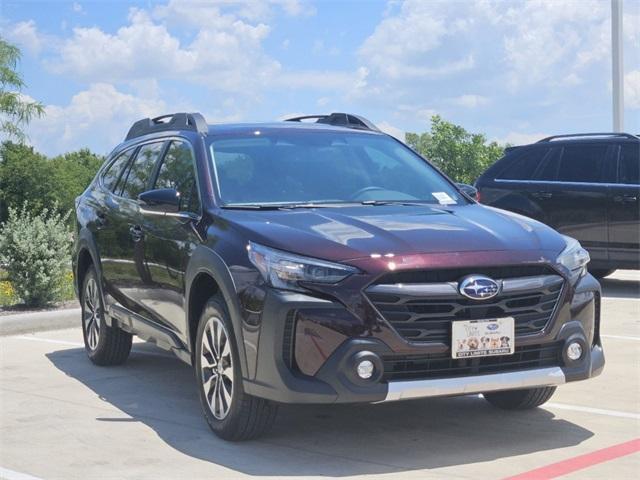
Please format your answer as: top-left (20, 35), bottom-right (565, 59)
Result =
top-left (0, 271), bottom-right (638, 480)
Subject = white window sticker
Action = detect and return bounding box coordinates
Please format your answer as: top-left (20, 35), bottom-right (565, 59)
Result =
top-left (432, 191), bottom-right (456, 205)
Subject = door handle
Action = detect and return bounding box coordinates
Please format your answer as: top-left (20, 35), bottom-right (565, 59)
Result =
top-left (531, 191), bottom-right (553, 200)
top-left (613, 194), bottom-right (638, 203)
top-left (129, 225), bottom-right (144, 242)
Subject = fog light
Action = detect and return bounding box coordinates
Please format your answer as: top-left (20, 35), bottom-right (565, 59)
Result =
top-left (567, 342), bottom-right (583, 361)
top-left (356, 360), bottom-right (375, 379)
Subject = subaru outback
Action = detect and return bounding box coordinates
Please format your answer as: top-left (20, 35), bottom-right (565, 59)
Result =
top-left (73, 112), bottom-right (604, 440)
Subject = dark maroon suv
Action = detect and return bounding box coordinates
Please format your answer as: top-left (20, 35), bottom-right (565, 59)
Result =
top-left (73, 112), bottom-right (604, 440)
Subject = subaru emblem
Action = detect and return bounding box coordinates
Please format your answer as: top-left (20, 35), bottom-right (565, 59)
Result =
top-left (459, 275), bottom-right (501, 300)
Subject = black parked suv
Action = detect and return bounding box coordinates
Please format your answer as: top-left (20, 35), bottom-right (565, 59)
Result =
top-left (476, 133), bottom-right (640, 278)
top-left (73, 113), bottom-right (604, 440)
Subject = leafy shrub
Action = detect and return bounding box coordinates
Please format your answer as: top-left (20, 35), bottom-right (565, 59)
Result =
top-left (0, 204), bottom-right (72, 306)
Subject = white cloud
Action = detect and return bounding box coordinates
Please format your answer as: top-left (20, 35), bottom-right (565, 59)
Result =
top-left (358, 0), bottom-right (472, 80)
top-left (45, 7), bottom-right (279, 93)
top-left (377, 121), bottom-right (404, 140)
top-left (625, 70), bottom-right (640, 109)
top-left (27, 83), bottom-right (166, 155)
top-left (72, 2), bottom-right (84, 14)
top-left (494, 0), bottom-right (610, 89)
top-left (450, 94), bottom-right (489, 108)
top-left (2, 20), bottom-right (48, 55)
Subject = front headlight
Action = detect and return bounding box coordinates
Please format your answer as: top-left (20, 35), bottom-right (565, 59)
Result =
top-left (247, 241), bottom-right (358, 292)
top-left (556, 235), bottom-right (590, 284)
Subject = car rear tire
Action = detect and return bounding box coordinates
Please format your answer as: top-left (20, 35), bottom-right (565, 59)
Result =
top-left (589, 268), bottom-right (615, 279)
top-left (483, 386), bottom-right (556, 410)
top-left (81, 266), bottom-right (132, 366)
top-left (195, 297), bottom-right (278, 441)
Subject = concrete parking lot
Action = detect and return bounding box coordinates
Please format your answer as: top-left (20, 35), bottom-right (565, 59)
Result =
top-left (1, 271), bottom-right (638, 480)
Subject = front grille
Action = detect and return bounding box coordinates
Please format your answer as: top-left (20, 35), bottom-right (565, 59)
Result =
top-left (383, 342), bottom-right (563, 381)
top-left (366, 268), bottom-right (564, 344)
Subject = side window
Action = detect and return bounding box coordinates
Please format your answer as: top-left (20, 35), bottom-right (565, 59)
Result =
top-left (153, 140), bottom-right (200, 214)
top-left (101, 150), bottom-right (133, 192)
top-left (618, 144), bottom-right (640, 185)
top-left (497, 148), bottom-right (549, 180)
top-left (555, 145), bottom-right (608, 183)
top-left (120, 142), bottom-right (165, 199)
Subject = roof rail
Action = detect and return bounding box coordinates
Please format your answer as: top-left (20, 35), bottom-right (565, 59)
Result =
top-left (125, 112), bottom-right (208, 141)
top-left (537, 132), bottom-right (638, 143)
top-left (285, 113), bottom-right (380, 132)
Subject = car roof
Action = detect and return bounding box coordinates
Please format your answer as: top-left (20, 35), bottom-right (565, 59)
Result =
top-left (205, 121), bottom-right (384, 137)
top-left (510, 133), bottom-right (639, 150)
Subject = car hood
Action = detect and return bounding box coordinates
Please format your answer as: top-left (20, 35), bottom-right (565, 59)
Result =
top-left (219, 204), bottom-right (567, 263)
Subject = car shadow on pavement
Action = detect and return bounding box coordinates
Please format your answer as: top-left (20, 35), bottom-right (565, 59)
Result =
top-left (47, 344), bottom-right (593, 476)
top-left (600, 275), bottom-right (640, 299)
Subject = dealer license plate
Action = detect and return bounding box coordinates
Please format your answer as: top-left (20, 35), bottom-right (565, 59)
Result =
top-left (451, 317), bottom-right (515, 359)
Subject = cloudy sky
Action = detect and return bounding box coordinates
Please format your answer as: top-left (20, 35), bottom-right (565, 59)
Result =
top-left (2, 0), bottom-right (639, 156)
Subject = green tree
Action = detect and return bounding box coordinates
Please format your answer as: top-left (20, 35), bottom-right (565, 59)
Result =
top-left (0, 141), bottom-right (54, 222)
top-left (0, 38), bottom-right (44, 142)
top-left (0, 142), bottom-right (104, 223)
top-left (50, 149), bottom-right (104, 212)
top-left (406, 115), bottom-right (506, 184)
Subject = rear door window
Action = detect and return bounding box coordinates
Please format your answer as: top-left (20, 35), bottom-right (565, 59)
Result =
top-left (554, 145), bottom-right (608, 183)
top-left (120, 142), bottom-right (166, 199)
top-left (618, 144), bottom-right (640, 185)
top-left (497, 147), bottom-right (550, 180)
top-left (102, 149), bottom-right (134, 192)
top-left (153, 140), bottom-right (200, 214)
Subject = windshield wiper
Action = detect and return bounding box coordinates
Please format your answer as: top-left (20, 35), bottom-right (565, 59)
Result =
top-left (360, 200), bottom-right (439, 206)
top-left (221, 203), bottom-right (337, 210)
top-left (221, 204), bottom-right (285, 210)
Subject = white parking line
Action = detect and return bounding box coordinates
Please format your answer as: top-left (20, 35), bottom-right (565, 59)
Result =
top-left (14, 336), bottom-right (82, 347)
top-left (602, 334), bottom-right (640, 341)
top-left (0, 467), bottom-right (44, 480)
top-left (12, 335), bottom-right (174, 359)
top-left (545, 403), bottom-right (640, 420)
top-left (602, 296), bottom-right (640, 302)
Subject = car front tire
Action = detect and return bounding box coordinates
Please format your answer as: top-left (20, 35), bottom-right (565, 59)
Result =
top-left (195, 297), bottom-right (278, 441)
top-left (589, 268), bottom-right (616, 279)
top-left (483, 386), bottom-right (556, 410)
top-left (81, 266), bottom-right (132, 366)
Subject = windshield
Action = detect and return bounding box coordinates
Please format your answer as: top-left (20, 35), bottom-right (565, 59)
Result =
top-left (208, 130), bottom-right (465, 207)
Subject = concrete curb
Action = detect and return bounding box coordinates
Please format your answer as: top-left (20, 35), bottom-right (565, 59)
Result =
top-left (0, 308), bottom-right (80, 336)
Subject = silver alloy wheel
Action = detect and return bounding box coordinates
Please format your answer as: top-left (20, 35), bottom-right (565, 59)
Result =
top-left (201, 316), bottom-right (234, 420)
top-left (83, 277), bottom-right (101, 350)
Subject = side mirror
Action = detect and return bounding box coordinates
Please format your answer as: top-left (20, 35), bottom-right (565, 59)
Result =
top-left (456, 183), bottom-right (478, 201)
top-left (138, 188), bottom-right (181, 213)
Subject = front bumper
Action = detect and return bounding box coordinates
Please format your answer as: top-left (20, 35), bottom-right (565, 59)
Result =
top-left (242, 273), bottom-right (604, 404)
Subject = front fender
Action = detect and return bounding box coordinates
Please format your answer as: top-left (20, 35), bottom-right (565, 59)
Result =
top-left (185, 245), bottom-right (249, 378)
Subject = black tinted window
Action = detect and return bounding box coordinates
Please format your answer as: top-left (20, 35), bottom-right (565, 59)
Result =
top-left (102, 150), bottom-right (133, 192)
top-left (555, 145), bottom-right (607, 183)
top-left (209, 132), bottom-right (464, 206)
top-left (619, 144), bottom-right (640, 184)
top-left (154, 141), bottom-right (200, 213)
top-left (120, 142), bottom-right (165, 199)
top-left (498, 148), bottom-right (549, 180)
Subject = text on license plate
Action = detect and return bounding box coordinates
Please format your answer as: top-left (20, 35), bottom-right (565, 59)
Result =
top-left (451, 317), bottom-right (515, 359)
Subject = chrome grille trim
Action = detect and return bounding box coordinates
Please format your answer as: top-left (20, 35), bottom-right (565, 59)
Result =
top-left (367, 274), bottom-right (563, 297)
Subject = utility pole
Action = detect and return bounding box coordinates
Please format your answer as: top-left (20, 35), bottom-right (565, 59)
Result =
top-left (612, 0), bottom-right (624, 132)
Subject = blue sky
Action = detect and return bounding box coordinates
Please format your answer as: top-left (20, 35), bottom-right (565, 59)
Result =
top-left (2, 0), bottom-right (639, 156)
